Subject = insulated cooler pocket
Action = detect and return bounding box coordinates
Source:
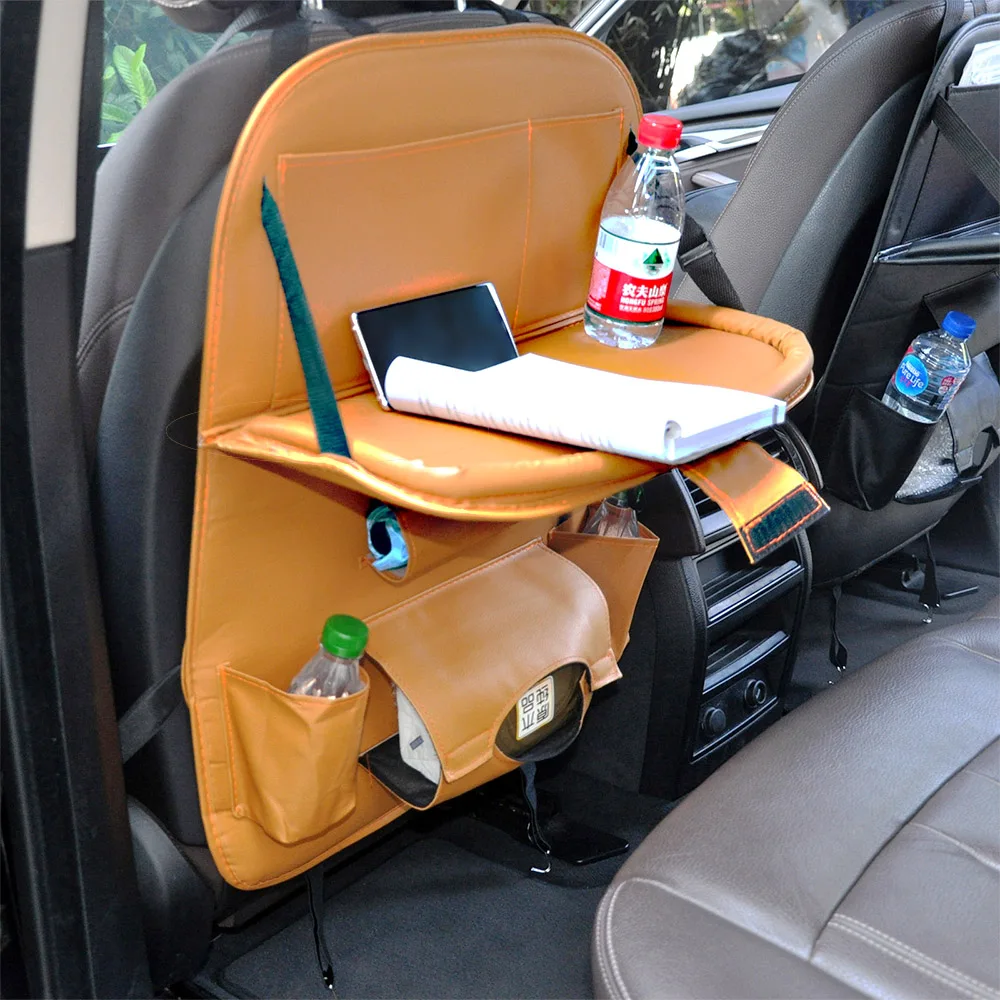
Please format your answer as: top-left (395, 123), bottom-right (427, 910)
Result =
top-left (361, 539), bottom-right (620, 809)
top-left (822, 388), bottom-right (935, 511)
top-left (896, 353), bottom-right (1000, 502)
top-left (220, 665), bottom-right (370, 844)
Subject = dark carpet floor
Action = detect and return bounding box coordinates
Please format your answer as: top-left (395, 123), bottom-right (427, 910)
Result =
top-left (214, 839), bottom-right (602, 1000)
top-left (786, 564), bottom-right (998, 709)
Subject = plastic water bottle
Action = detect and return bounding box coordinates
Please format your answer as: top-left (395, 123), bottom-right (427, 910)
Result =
top-left (288, 614), bottom-right (368, 698)
top-left (584, 113), bottom-right (684, 350)
top-left (882, 311), bottom-right (976, 423)
top-left (582, 491), bottom-right (639, 538)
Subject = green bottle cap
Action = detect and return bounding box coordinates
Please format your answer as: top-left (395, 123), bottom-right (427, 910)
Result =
top-left (320, 614), bottom-right (369, 659)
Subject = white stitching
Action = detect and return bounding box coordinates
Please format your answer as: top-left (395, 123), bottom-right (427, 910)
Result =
top-left (908, 821), bottom-right (1000, 872)
top-left (827, 918), bottom-right (995, 1000)
top-left (833, 915), bottom-right (1000, 994)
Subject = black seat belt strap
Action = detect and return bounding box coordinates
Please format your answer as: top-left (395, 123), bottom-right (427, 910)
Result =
top-left (931, 95), bottom-right (1000, 204)
top-left (118, 664), bottom-right (184, 764)
top-left (677, 215), bottom-right (744, 311)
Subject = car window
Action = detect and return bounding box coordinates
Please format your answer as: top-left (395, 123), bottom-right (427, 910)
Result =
top-left (531, 0), bottom-right (889, 112)
top-left (102, 0), bottom-right (216, 143)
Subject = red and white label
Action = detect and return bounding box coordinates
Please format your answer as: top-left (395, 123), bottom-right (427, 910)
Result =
top-left (588, 264), bottom-right (673, 322)
top-left (586, 218), bottom-right (680, 323)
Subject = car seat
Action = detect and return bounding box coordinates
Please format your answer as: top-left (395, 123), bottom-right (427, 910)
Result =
top-left (82, 2), bottom-right (561, 987)
top-left (671, 0), bottom-right (1000, 585)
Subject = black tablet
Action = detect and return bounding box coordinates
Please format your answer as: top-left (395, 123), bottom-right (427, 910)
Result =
top-left (351, 282), bottom-right (518, 409)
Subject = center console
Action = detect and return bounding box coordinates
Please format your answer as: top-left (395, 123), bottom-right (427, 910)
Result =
top-left (566, 425), bottom-right (819, 800)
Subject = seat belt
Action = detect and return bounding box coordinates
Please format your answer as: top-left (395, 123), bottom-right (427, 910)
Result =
top-left (118, 664), bottom-right (184, 764)
top-left (677, 215), bottom-right (744, 311)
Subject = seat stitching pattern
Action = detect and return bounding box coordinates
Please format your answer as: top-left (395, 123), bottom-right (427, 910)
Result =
top-left (611, 876), bottom-right (861, 994)
top-left (907, 821), bottom-right (1000, 872)
top-left (827, 917), bottom-right (998, 999)
top-left (593, 890), bottom-right (627, 1000)
top-left (834, 915), bottom-right (999, 994)
top-left (934, 636), bottom-right (1000, 664)
top-left (76, 296), bottom-right (136, 368)
top-left (600, 880), bottom-right (632, 1000)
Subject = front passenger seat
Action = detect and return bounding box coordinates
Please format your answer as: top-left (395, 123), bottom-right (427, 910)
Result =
top-left (674, 0), bottom-right (999, 585)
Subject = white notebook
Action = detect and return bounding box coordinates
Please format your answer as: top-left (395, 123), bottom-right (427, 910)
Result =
top-left (383, 353), bottom-right (785, 465)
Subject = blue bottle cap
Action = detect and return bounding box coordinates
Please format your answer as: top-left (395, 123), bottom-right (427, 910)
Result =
top-left (941, 310), bottom-right (976, 340)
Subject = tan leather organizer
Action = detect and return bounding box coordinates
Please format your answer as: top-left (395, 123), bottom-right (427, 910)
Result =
top-left (183, 24), bottom-right (814, 889)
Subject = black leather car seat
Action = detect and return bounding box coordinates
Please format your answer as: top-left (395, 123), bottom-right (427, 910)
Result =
top-left (83, 2), bottom-right (557, 984)
top-left (674, 0), bottom-right (1000, 586)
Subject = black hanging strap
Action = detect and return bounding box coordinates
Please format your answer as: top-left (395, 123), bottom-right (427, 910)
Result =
top-left (306, 866), bottom-right (336, 992)
top-left (931, 95), bottom-right (1000, 204)
top-left (828, 584), bottom-right (848, 673)
top-left (936, 0), bottom-right (966, 57)
top-left (118, 664), bottom-right (184, 764)
top-left (677, 215), bottom-right (744, 311)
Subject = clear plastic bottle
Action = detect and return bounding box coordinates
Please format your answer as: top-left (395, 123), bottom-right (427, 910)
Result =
top-left (882, 311), bottom-right (976, 423)
top-left (584, 113), bottom-right (685, 350)
top-left (582, 491), bottom-right (639, 538)
top-left (288, 614), bottom-right (368, 699)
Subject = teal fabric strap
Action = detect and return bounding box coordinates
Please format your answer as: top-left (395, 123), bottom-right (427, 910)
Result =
top-left (260, 181), bottom-right (350, 457)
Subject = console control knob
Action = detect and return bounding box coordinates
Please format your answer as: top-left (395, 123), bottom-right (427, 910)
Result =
top-left (744, 679), bottom-right (768, 708)
top-left (702, 707), bottom-right (727, 737)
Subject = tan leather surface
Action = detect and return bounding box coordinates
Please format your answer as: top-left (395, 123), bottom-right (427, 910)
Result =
top-left (209, 306), bottom-right (813, 520)
top-left (547, 522), bottom-right (657, 663)
top-left (200, 25), bottom-right (642, 431)
top-left (220, 665), bottom-right (370, 845)
top-left (365, 540), bottom-right (617, 807)
top-left (186, 24), bottom-right (815, 888)
top-left (593, 604), bottom-right (1000, 999)
top-left (682, 440), bottom-right (828, 563)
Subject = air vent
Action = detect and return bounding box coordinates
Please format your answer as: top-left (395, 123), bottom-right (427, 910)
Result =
top-left (682, 430), bottom-right (798, 543)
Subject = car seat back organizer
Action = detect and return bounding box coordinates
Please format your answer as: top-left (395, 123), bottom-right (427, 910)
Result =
top-left (184, 24), bottom-right (816, 889)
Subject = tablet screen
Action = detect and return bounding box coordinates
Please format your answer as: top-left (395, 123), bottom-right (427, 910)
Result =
top-left (352, 283), bottom-right (518, 407)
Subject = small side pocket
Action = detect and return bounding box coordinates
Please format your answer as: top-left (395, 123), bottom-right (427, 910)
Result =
top-left (546, 521), bottom-right (658, 660)
top-left (220, 665), bottom-right (369, 845)
top-left (822, 388), bottom-right (935, 511)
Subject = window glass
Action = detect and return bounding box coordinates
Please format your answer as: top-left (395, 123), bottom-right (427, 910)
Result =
top-left (102, 0), bottom-right (215, 143)
top-left (530, 0), bottom-right (888, 111)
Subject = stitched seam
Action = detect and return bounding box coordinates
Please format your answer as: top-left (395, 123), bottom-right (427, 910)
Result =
top-left (205, 26), bottom-right (637, 426)
top-left (906, 821), bottom-right (1000, 872)
top-left (744, 483), bottom-right (825, 553)
top-left (827, 919), bottom-right (991, 999)
top-left (77, 297), bottom-right (136, 367)
top-left (513, 120), bottom-right (532, 330)
top-left (811, 736), bottom-right (1000, 960)
top-left (618, 877), bottom-right (863, 996)
top-left (592, 892), bottom-right (620, 999)
top-left (603, 881), bottom-right (633, 1000)
top-left (936, 636), bottom-right (1000, 664)
top-left (833, 915), bottom-right (999, 994)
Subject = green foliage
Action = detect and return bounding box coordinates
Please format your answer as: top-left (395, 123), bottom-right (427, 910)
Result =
top-left (101, 0), bottom-right (213, 144)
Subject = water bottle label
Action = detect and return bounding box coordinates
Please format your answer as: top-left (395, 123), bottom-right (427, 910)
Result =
top-left (587, 225), bottom-right (678, 322)
top-left (894, 353), bottom-right (929, 397)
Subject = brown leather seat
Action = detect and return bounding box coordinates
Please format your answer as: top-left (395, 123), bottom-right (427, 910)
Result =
top-left (593, 603), bottom-right (1000, 999)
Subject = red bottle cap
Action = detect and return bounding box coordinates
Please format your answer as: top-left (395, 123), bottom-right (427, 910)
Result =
top-left (637, 113), bottom-right (683, 150)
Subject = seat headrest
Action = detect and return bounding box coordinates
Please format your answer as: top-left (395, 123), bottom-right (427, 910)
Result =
top-left (153, 0), bottom-right (462, 33)
top-left (152, 0), bottom-right (266, 33)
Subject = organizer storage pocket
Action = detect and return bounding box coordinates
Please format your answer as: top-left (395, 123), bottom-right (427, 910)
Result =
top-left (547, 516), bottom-right (658, 659)
top-left (822, 387), bottom-right (935, 511)
top-left (220, 665), bottom-right (370, 845)
top-left (271, 108), bottom-right (625, 404)
top-left (361, 539), bottom-right (621, 809)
